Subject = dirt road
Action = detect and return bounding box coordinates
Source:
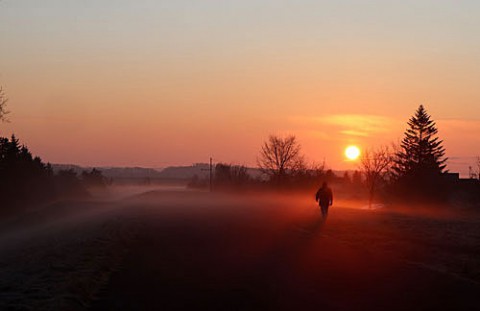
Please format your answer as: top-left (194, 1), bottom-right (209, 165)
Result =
top-left (91, 191), bottom-right (480, 310)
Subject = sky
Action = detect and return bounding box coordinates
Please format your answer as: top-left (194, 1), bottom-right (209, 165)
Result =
top-left (1, 0), bottom-right (480, 175)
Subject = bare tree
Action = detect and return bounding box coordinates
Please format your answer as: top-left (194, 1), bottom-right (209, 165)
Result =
top-left (0, 86), bottom-right (8, 123)
top-left (309, 160), bottom-right (325, 179)
top-left (468, 166), bottom-right (475, 179)
top-left (475, 156), bottom-right (480, 180)
top-left (214, 163), bottom-right (250, 186)
top-left (360, 145), bottom-right (393, 208)
top-left (257, 135), bottom-right (305, 182)
top-left (467, 156), bottom-right (480, 179)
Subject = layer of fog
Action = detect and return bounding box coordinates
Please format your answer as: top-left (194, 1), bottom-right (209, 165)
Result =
top-left (0, 186), bottom-right (479, 309)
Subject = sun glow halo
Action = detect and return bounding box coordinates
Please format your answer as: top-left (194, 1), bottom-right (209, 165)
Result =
top-left (345, 145), bottom-right (361, 161)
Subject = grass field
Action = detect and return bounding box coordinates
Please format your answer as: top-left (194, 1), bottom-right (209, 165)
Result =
top-left (1, 188), bottom-right (479, 310)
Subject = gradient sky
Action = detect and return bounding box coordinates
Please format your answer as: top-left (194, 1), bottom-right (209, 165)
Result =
top-left (1, 1), bottom-right (480, 174)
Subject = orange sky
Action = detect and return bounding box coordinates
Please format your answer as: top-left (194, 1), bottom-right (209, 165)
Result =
top-left (1, 1), bottom-right (480, 175)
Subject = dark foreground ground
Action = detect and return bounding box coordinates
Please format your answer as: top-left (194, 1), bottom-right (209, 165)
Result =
top-left (1, 189), bottom-right (479, 310)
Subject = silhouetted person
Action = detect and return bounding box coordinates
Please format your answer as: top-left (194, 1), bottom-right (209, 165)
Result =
top-left (316, 182), bottom-right (333, 219)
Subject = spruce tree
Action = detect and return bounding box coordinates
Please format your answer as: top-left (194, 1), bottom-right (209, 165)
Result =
top-left (0, 135), bottom-right (57, 210)
top-left (392, 105), bottom-right (448, 199)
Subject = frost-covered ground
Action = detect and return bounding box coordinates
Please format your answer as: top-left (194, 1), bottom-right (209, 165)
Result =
top-left (1, 189), bottom-right (479, 310)
top-left (319, 202), bottom-right (480, 284)
top-left (0, 197), bottom-right (143, 310)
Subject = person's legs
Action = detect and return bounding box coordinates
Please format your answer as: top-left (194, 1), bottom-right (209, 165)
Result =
top-left (320, 204), bottom-right (328, 219)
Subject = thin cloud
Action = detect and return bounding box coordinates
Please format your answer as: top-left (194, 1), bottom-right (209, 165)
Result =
top-left (340, 130), bottom-right (370, 137)
top-left (291, 114), bottom-right (400, 139)
top-left (322, 114), bottom-right (395, 135)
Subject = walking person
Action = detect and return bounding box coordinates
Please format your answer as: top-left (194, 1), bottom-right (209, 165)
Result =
top-left (315, 182), bottom-right (333, 220)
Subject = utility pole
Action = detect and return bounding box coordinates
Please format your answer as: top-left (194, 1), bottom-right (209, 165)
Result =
top-left (209, 157), bottom-right (213, 192)
top-left (202, 157), bottom-right (214, 192)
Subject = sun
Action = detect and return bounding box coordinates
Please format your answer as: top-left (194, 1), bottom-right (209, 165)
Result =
top-left (345, 145), bottom-right (361, 161)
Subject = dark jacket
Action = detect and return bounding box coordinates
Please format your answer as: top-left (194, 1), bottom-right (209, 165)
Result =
top-left (316, 187), bottom-right (333, 207)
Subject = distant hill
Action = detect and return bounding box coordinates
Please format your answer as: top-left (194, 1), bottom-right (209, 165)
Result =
top-left (52, 164), bottom-right (164, 179)
top-left (51, 164), bottom-right (344, 181)
top-left (158, 163), bottom-right (210, 179)
top-left (101, 167), bottom-right (163, 179)
top-left (51, 163), bottom-right (213, 181)
top-left (51, 164), bottom-right (87, 175)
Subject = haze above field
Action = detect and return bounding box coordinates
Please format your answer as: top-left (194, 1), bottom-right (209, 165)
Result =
top-left (1, 1), bottom-right (479, 174)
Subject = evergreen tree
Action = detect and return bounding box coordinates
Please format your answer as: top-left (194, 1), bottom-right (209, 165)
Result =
top-left (0, 135), bottom-right (54, 208)
top-left (0, 135), bottom-right (87, 213)
top-left (392, 105), bottom-right (448, 200)
top-left (393, 105), bottom-right (447, 176)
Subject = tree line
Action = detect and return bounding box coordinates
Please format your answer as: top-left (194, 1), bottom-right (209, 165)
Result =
top-left (359, 105), bottom-right (453, 207)
top-left (193, 105), bottom-right (479, 206)
top-left (0, 86), bottom-right (108, 214)
top-left (2, 82), bottom-right (478, 209)
top-left (0, 134), bottom-right (107, 214)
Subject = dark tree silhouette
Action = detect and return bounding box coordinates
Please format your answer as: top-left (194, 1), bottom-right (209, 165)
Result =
top-left (0, 135), bottom-right (88, 213)
top-left (468, 156), bottom-right (480, 180)
top-left (392, 105), bottom-right (448, 200)
top-left (82, 168), bottom-right (107, 188)
top-left (476, 156), bottom-right (480, 180)
top-left (56, 169), bottom-right (87, 197)
top-left (0, 135), bottom-right (54, 209)
top-left (291, 161), bottom-right (325, 188)
top-left (360, 146), bottom-right (393, 208)
top-left (257, 135), bottom-right (305, 183)
top-left (393, 105), bottom-right (447, 175)
top-left (214, 163), bottom-right (250, 188)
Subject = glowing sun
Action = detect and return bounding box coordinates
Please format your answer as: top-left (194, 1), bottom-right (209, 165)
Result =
top-left (345, 145), bottom-right (361, 160)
